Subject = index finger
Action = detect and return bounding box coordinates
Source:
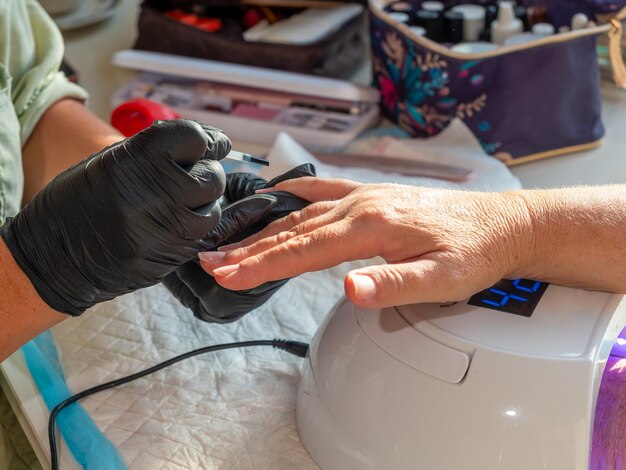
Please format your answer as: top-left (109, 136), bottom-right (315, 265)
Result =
top-left (257, 177), bottom-right (361, 203)
top-left (202, 221), bottom-right (377, 290)
top-left (134, 120), bottom-right (231, 166)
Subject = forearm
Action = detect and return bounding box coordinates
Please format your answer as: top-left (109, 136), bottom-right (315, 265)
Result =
top-left (0, 239), bottom-right (64, 362)
top-left (511, 185), bottom-right (626, 293)
top-left (0, 100), bottom-right (123, 359)
top-left (22, 99), bottom-right (123, 203)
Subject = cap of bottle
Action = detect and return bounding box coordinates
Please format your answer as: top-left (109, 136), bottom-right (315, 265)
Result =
top-left (451, 41), bottom-right (499, 53)
top-left (389, 12), bottom-right (411, 24)
top-left (409, 25), bottom-right (427, 36)
top-left (422, 1), bottom-right (445, 12)
top-left (389, 1), bottom-right (412, 13)
top-left (444, 10), bottom-right (465, 43)
top-left (531, 22), bottom-right (555, 36)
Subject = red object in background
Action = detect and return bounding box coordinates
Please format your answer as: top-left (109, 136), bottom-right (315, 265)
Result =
top-left (110, 99), bottom-right (179, 137)
top-left (196, 17), bottom-right (222, 32)
top-left (166, 9), bottom-right (192, 22)
top-left (165, 9), bottom-right (222, 33)
top-left (243, 8), bottom-right (263, 29)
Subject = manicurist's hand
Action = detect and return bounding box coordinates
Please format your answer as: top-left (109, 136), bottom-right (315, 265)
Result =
top-left (1, 119), bottom-right (252, 317)
top-left (200, 178), bottom-right (626, 308)
top-left (163, 164), bottom-right (316, 323)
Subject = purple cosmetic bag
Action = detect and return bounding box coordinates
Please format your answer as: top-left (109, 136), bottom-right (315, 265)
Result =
top-left (369, 0), bottom-right (626, 165)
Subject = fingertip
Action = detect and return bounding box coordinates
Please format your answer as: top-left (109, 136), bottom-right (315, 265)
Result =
top-left (198, 246), bottom-right (237, 271)
top-left (198, 251), bottom-right (226, 264)
top-left (185, 159), bottom-right (226, 206)
top-left (136, 119), bottom-right (209, 166)
top-left (212, 264), bottom-right (254, 291)
top-left (345, 272), bottom-right (381, 307)
top-left (199, 123), bottom-right (231, 161)
top-left (199, 259), bottom-right (214, 275)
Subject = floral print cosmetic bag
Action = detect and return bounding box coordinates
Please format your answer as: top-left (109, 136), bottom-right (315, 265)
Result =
top-left (370, 0), bottom-right (626, 165)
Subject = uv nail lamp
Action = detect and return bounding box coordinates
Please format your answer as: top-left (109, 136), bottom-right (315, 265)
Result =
top-left (297, 279), bottom-right (626, 469)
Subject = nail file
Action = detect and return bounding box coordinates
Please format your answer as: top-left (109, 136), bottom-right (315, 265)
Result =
top-left (225, 151), bottom-right (270, 166)
top-left (313, 152), bottom-right (474, 182)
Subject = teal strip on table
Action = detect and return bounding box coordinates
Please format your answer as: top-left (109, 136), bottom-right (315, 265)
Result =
top-left (22, 331), bottom-right (126, 470)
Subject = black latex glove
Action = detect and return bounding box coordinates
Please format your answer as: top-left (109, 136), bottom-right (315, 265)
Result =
top-left (0, 119), bottom-right (278, 316)
top-left (162, 164), bottom-right (316, 323)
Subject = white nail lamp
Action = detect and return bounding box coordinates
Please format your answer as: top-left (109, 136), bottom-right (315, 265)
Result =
top-left (296, 279), bottom-right (626, 469)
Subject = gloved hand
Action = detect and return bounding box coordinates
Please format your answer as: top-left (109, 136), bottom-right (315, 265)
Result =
top-left (162, 164), bottom-right (316, 323)
top-left (0, 119), bottom-right (277, 316)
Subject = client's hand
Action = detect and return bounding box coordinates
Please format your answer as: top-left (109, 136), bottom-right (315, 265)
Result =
top-left (162, 164), bottom-right (315, 323)
top-left (0, 120), bottom-right (274, 316)
top-left (199, 178), bottom-right (534, 308)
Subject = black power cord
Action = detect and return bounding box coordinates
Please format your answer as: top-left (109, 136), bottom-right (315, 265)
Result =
top-left (48, 339), bottom-right (309, 470)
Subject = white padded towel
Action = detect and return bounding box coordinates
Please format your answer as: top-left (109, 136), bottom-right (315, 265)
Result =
top-left (50, 128), bottom-right (521, 469)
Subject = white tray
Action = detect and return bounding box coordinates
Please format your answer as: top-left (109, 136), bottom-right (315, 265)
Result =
top-left (112, 50), bottom-right (380, 150)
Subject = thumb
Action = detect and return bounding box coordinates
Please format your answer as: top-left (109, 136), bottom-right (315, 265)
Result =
top-left (344, 258), bottom-right (459, 308)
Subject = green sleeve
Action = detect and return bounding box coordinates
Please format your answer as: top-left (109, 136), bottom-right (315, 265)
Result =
top-left (0, 0), bottom-right (88, 145)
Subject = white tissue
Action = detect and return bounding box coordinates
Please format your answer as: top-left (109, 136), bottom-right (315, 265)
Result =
top-left (260, 121), bottom-right (521, 192)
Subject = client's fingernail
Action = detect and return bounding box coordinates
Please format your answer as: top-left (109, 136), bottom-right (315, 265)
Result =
top-left (351, 274), bottom-right (377, 301)
top-left (198, 251), bottom-right (226, 263)
top-left (213, 264), bottom-right (240, 277)
top-left (218, 242), bottom-right (242, 252)
top-left (255, 187), bottom-right (275, 194)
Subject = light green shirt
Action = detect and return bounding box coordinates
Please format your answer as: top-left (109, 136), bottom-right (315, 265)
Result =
top-left (0, 0), bottom-right (87, 219)
top-left (0, 0), bottom-right (87, 470)
top-left (1, 3), bottom-right (87, 467)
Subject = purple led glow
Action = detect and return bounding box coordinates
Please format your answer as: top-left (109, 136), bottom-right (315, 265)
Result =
top-left (609, 327), bottom-right (626, 359)
top-left (590, 325), bottom-right (626, 469)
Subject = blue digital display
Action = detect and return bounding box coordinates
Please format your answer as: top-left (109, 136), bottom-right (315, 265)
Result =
top-left (467, 279), bottom-right (549, 317)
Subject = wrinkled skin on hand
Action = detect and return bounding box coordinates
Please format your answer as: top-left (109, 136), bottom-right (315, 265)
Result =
top-left (199, 178), bottom-right (535, 308)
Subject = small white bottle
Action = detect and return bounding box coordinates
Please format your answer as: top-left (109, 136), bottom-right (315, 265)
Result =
top-left (571, 13), bottom-right (589, 31)
top-left (491, 1), bottom-right (523, 45)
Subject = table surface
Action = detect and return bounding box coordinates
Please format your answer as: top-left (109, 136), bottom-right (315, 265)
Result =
top-left (2, 0), bottom-right (626, 468)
